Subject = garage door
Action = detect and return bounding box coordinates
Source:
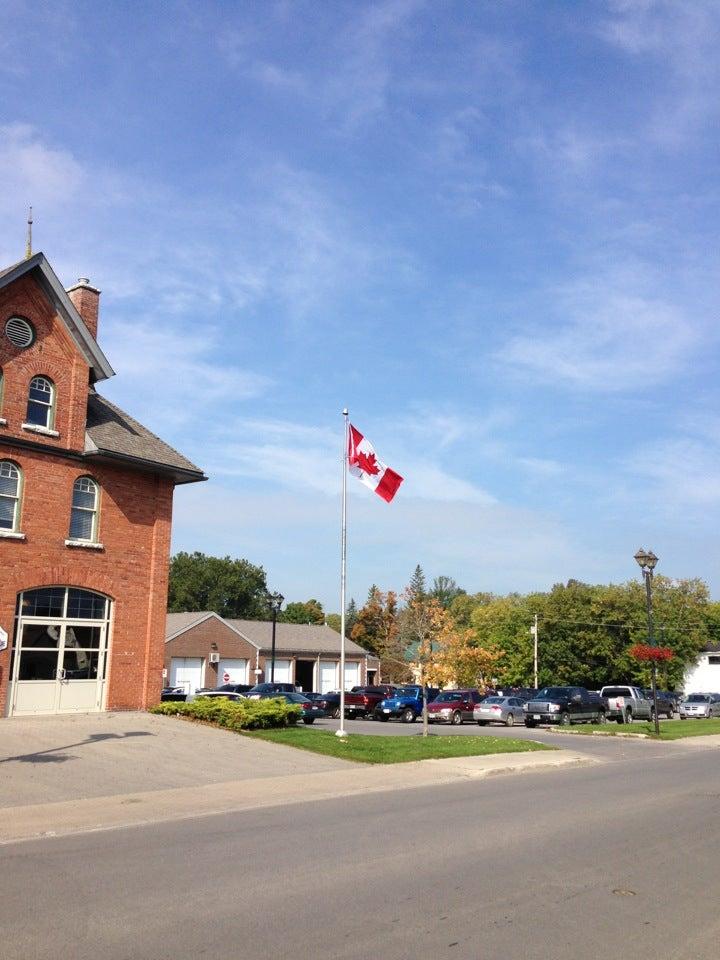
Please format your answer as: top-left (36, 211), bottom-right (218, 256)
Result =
top-left (319, 660), bottom-right (338, 694)
top-left (170, 658), bottom-right (203, 694)
top-left (218, 659), bottom-right (248, 684)
top-left (343, 661), bottom-right (360, 690)
top-left (266, 659), bottom-right (291, 683)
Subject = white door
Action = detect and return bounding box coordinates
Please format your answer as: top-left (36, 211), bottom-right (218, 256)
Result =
top-left (344, 661), bottom-right (360, 690)
top-left (218, 658), bottom-right (248, 684)
top-left (266, 659), bottom-right (291, 683)
top-left (319, 660), bottom-right (338, 694)
top-left (170, 657), bottom-right (204, 694)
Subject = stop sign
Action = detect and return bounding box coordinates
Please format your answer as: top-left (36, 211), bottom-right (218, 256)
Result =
top-left (223, 671), bottom-right (230, 683)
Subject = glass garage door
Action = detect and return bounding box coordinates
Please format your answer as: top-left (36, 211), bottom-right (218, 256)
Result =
top-left (10, 587), bottom-right (111, 716)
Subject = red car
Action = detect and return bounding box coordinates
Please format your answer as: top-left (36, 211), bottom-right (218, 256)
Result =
top-left (427, 689), bottom-right (485, 724)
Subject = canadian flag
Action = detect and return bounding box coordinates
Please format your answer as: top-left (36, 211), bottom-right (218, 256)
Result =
top-left (348, 424), bottom-right (403, 503)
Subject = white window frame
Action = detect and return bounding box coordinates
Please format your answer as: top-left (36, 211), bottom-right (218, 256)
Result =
top-left (0, 460), bottom-right (22, 534)
top-left (69, 476), bottom-right (100, 543)
top-left (26, 375), bottom-right (56, 430)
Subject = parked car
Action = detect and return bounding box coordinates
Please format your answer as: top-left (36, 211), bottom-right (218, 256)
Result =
top-left (375, 685), bottom-right (440, 723)
top-left (427, 689), bottom-right (484, 724)
top-left (160, 686), bottom-right (187, 702)
top-left (599, 685), bottom-right (653, 724)
top-left (496, 687), bottom-right (536, 701)
top-left (525, 686), bottom-right (607, 726)
top-left (247, 682), bottom-right (298, 698)
top-left (474, 695), bottom-right (526, 727)
top-left (305, 692), bottom-right (341, 719)
top-left (255, 690), bottom-right (326, 723)
top-left (344, 685), bottom-right (397, 719)
top-left (679, 693), bottom-right (720, 718)
top-left (194, 685), bottom-right (249, 702)
top-left (640, 688), bottom-right (677, 718)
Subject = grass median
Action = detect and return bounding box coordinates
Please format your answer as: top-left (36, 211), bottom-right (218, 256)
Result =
top-left (555, 718), bottom-right (720, 740)
top-left (244, 728), bottom-right (554, 763)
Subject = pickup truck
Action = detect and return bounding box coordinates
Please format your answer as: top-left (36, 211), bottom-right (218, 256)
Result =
top-left (599, 685), bottom-right (654, 724)
top-left (524, 686), bottom-right (607, 727)
top-left (375, 685), bottom-right (439, 722)
top-left (344, 685), bottom-right (397, 719)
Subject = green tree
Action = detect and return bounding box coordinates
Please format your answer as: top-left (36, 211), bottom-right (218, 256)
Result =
top-left (408, 565), bottom-right (426, 601)
top-left (325, 613), bottom-right (341, 633)
top-left (168, 552), bottom-right (269, 619)
top-left (429, 575), bottom-right (465, 609)
top-left (280, 599), bottom-right (325, 625)
top-left (351, 588), bottom-right (408, 681)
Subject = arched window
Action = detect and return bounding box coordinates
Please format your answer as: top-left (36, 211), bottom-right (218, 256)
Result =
top-left (69, 476), bottom-right (99, 542)
top-left (0, 461), bottom-right (22, 532)
top-left (26, 376), bottom-right (55, 429)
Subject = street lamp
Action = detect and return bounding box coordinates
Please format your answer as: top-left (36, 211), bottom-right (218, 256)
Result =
top-left (634, 548), bottom-right (660, 736)
top-left (268, 592), bottom-right (284, 683)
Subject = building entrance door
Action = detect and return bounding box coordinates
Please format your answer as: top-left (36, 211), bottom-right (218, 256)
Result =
top-left (9, 587), bottom-right (111, 716)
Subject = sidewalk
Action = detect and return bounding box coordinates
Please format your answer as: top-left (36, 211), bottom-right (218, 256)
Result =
top-left (0, 747), bottom-right (594, 845)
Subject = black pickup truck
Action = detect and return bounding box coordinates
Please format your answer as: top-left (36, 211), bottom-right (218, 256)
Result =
top-left (524, 686), bottom-right (607, 727)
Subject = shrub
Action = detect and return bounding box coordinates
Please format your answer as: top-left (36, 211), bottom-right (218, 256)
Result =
top-left (150, 696), bottom-right (301, 730)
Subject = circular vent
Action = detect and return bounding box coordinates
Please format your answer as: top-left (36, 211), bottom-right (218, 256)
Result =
top-left (5, 316), bottom-right (35, 349)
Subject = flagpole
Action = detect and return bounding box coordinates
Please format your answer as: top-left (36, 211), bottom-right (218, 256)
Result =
top-left (336, 408), bottom-right (350, 738)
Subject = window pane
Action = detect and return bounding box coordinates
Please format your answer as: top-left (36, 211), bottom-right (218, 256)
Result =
top-left (0, 496), bottom-right (15, 529)
top-left (0, 465), bottom-right (19, 496)
top-left (66, 590), bottom-right (107, 620)
top-left (20, 624), bottom-right (62, 648)
top-left (21, 588), bottom-right (65, 618)
top-left (29, 379), bottom-right (52, 401)
top-left (72, 487), bottom-right (96, 509)
top-left (70, 508), bottom-right (94, 540)
top-left (26, 399), bottom-right (50, 427)
top-left (18, 649), bottom-right (59, 680)
top-left (63, 650), bottom-right (100, 679)
top-left (64, 626), bottom-right (102, 649)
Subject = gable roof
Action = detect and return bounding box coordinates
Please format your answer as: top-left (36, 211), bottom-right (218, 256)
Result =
top-left (85, 392), bottom-right (206, 484)
top-left (0, 253), bottom-right (114, 382)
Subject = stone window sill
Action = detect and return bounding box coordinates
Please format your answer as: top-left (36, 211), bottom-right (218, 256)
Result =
top-left (0, 530), bottom-right (26, 540)
top-left (22, 423), bottom-right (60, 438)
top-left (65, 539), bottom-right (104, 550)
top-left (0, 417), bottom-right (7, 427)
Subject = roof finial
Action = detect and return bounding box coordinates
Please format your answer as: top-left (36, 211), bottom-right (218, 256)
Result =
top-left (25, 206), bottom-right (33, 259)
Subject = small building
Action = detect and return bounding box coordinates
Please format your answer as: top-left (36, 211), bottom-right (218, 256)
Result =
top-left (683, 643), bottom-right (720, 695)
top-left (0, 253), bottom-right (205, 716)
top-left (165, 612), bottom-right (380, 693)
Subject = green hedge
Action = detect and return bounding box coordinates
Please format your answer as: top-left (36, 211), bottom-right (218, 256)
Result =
top-left (150, 696), bottom-right (301, 731)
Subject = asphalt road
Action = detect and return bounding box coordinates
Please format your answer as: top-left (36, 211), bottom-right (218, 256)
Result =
top-left (3, 739), bottom-right (720, 960)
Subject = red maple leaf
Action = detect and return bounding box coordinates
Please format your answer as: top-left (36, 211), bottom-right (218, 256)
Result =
top-left (353, 449), bottom-right (380, 476)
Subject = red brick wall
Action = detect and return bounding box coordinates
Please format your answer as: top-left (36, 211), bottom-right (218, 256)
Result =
top-left (165, 619), bottom-right (259, 687)
top-left (0, 270), bottom-right (177, 716)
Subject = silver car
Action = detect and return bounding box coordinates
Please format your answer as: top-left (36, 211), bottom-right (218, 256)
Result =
top-left (679, 693), bottom-right (720, 718)
top-left (474, 695), bottom-right (526, 727)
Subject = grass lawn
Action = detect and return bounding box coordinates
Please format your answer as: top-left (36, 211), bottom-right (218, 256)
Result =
top-left (244, 728), bottom-right (554, 764)
top-left (559, 718), bottom-right (720, 740)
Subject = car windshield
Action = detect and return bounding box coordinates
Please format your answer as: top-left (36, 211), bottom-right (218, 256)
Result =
top-left (686, 694), bottom-right (710, 703)
top-left (535, 687), bottom-right (573, 698)
top-left (434, 692), bottom-right (463, 702)
top-left (395, 687), bottom-right (420, 697)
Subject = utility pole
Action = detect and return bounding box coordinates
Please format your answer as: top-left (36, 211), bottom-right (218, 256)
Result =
top-left (531, 614), bottom-right (538, 689)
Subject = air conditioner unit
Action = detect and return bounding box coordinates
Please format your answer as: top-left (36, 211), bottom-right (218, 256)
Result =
top-left (209, 652), bottom-right (220, 663)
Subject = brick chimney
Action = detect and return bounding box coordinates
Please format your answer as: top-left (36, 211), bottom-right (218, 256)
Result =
top-left (66, 278), bottom-right (101, 340)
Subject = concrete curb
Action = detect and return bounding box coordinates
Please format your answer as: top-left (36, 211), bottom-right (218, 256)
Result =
top-left (0, 748), bottom-right (595, 846)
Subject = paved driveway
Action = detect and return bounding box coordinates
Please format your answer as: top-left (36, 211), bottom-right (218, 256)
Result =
top-left (0, 712), bottom-right (355, 808)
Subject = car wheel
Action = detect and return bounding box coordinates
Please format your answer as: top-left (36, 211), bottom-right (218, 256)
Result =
top-left (597, 710), bottom-right (607, 724)
top-left (331, 707), bottom-right (341, 720)
top-left (303, 718), bottom-right (315, 724)
top-left (625, 711), bottom-right (633, 724)
top-left (452, 710), bottom-right (463, 725)
top-left (401, 708), bottom-right (416, 724)
top-left (505, 713), bottom-right (515, 727)
top-left (559, 712), bottom-right (570, 726)
top-left (667, 706), bottom-right (675, 719)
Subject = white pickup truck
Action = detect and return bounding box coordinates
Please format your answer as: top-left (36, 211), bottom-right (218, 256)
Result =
top-left (599, 685), bottom-right (653, 724)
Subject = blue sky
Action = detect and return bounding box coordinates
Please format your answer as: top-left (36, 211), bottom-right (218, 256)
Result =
top-left (2, 0), bottom-right (719, 610)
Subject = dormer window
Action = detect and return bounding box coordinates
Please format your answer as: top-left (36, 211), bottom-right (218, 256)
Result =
top-left (69, 476), bottom-right (99, 542)
top-left (26, 376), bottom-right (55, 429)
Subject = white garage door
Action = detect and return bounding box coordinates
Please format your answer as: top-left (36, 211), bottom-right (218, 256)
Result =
top-left (170, 658), bottom-right (203, 694)
top-left (319, 660), bottom-right (338, 694)
top-left (218, 659), bottom-right (248, 684)
top-left (266, 659), bottom-right (291, 683)
top-left (344, 661), bottom-right (360, 690)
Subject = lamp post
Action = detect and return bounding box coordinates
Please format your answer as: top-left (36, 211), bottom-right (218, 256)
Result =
top-left (268, 592), bottom-right (284, 683)
top-left (634, 548), bottom-right (660, 736)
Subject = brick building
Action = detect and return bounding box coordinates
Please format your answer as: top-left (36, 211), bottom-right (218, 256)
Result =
top-left (0, 252), bottom-right (205, 716)
top-left (165, 612), bottom-right (380, 693)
